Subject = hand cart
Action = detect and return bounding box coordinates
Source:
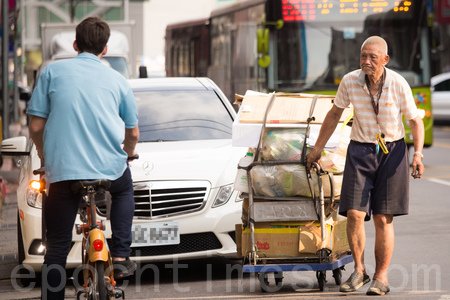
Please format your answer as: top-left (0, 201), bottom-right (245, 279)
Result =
top-left (240, 93), bottom-right (353, 292)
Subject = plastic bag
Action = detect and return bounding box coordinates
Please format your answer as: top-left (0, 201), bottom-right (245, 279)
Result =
top-left (250, 164), bottom-right (341, 198)
top-left (319, 150), bottom-right (346, 174)
top-left (250, 164), bottom-right (317, 197)
top-left (260, 128), bottom-right (306, 161)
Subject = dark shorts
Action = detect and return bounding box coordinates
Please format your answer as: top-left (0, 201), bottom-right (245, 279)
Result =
top-left (338, 138), bottom-right (409, 221)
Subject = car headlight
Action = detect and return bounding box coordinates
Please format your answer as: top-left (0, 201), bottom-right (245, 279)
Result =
top-left (212, 184), bottom-right (234, 208)
top-left (235, 192), bottom-right (244, 202)
top-left (26, 180), bottom-right (44, 209)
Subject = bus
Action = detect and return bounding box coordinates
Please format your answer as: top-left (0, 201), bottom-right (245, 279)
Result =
top-left (165, 0), bottom-right (450, 148)
top-left (165, 18), bottom-right (210, 77)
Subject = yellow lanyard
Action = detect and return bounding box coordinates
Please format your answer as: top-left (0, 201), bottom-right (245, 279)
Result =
top-left (365, 71), bottom-right (389, 155)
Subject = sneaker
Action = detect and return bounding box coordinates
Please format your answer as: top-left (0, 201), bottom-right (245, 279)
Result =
top-left (339, 272), bottom-right (371, 292)
top-left (113, 258), bottom-right (137, 279)
top-left (366, 279), bottom-right (390, 296)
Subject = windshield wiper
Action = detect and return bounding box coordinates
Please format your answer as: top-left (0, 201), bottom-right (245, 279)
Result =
top-left (141, 139), bottom-right (176, 142)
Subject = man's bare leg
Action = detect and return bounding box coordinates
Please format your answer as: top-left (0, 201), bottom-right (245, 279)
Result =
top-left (347, 209), bottom-right (367, 274)
top-left (339, 209), bottom-right (370, 293)
top-left (372, 214), bottom-right (394, 284)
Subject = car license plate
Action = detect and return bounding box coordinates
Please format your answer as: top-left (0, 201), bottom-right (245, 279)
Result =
top-left (131, 222), bottom-right (180, 247)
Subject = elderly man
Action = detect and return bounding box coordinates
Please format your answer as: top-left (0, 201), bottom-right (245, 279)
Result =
top-left (307, 36), bottom-right (424, 296)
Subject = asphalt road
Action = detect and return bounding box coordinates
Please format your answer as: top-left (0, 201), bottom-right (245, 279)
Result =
top-left (1, 126), bottom-right (450, 299)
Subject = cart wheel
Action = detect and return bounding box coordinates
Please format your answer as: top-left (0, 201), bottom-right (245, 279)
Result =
top-left (332, 268), bottom-right (342, 285)
top-left (318, 248), bottom-right (331, 262)
top-left (257, 272), bottom-right (283, 293)
top-left (274, 271), bottom-right (284, 286)
top-left (257, 272), bottom-right (269, 293)
top-left (316, 271), bottom-right (327, 291)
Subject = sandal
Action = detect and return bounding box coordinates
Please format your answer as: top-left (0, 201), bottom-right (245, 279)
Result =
top-left (340, 272), bottom-right (370, 292)
top-left (366, 279), bottom-right (390, 296)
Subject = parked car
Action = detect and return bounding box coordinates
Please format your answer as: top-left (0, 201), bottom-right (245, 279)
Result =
top-left (2, 77), bottom-right (247, 271)
top-left (431, 72), bottom-right (450, 122)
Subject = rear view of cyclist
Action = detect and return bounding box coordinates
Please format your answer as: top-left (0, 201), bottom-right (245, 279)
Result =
top-left (27, 16), bottom-right (139, 300)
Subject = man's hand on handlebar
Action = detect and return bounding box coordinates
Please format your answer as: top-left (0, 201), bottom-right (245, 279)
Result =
top-left (128, 154), bottom-right (139, 162)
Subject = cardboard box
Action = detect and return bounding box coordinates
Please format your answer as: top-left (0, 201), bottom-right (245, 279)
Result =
top-left (238, 93), bottom-right (352, 124)
top-left (332, 218), bottom-right (350, 255)
top-left (299, 222), bottom-right (332, 253)
top-left (232, 118), bottom-right (350, 148)
top-left (240, 226), bottom-right (301, 257)
top-left (232, 117), bottom-right (268, 147)
top-left (244, 200), bottom-right (319, 222)
top-left (237, 222), bottom-right (333, 258)
top-left (232, 92), bottom-right (353, 147)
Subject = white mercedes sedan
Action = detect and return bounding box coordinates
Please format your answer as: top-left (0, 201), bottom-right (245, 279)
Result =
top-left (2, 77), bottom-right (246, 271)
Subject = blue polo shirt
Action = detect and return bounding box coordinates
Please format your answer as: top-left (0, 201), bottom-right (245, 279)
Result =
top-left (27, 53), bottom-right (138, 183)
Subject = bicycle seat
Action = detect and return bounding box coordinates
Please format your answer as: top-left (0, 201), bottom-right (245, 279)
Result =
top-left (70, 179), bottom-right (111, 195)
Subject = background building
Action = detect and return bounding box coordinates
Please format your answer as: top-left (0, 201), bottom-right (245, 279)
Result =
top-left (0, 0), bottom-right (239, 138)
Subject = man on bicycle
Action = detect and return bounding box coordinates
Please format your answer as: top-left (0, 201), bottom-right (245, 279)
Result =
top-left (27, 16), bottom-right (139, 300)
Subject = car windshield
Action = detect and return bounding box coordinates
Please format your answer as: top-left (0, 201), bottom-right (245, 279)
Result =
top-left (103, 57), bottom-right (129, 78)
top-left (135, 90), bottom-right (233, 142)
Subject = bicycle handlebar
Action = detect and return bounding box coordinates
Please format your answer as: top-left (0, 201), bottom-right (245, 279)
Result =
top-left (33, 167), bottom-right (46, 176)
top-left (128, 154), bottom-right (139, 161)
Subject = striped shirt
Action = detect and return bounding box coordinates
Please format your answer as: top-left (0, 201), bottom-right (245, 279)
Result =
top-left (334, 67), bottom-right (419, 143)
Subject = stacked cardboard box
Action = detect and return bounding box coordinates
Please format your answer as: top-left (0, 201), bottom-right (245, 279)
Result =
top-left (236, 217), bottom-right (350, 258)
top-left (232, 91), bottom-right (353, 148)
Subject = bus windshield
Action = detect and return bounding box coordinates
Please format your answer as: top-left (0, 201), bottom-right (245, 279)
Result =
top-left (272, 0), bottom-right (428, 91)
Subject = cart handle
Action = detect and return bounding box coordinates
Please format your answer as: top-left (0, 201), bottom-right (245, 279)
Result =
top-left (310, 162), bottom-right (322, 175)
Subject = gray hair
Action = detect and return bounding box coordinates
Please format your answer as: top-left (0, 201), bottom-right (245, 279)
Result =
top-left (361, 36), bottom-right (388, 55)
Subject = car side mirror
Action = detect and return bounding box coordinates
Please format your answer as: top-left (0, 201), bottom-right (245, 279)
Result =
top-left (19, 86), bottom-right (32, 102)
top-left (1, 136), bottom-right (31, 156)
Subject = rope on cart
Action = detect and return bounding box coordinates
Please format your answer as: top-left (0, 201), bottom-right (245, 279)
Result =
top-left (254, 92), bottom-right (277, 162)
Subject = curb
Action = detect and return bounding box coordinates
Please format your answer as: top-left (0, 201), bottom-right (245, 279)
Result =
top-left (0, 253), bottom-right (17, 263)
top-left (0, 223), bottom-right (17, 230)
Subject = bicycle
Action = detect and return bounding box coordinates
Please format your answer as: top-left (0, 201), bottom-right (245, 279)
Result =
top-left (73, 179), bottom-right (124, 300)
top-left (74, 155), bottom-right (138, 300)
top-left (31, 168), bottom-right (121, 299)
top-left (33, 155), bottom-right (137, 299)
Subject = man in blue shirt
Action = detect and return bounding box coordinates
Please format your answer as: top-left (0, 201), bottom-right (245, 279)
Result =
top-left (27, 16), bottom-right (139, 300)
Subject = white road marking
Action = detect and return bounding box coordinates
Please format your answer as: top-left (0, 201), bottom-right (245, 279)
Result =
top-left (427, 178), bottom-right (450, 187)
top-left (148, 290), bottom-right (447, 299)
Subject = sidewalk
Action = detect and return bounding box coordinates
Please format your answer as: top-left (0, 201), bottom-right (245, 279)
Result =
top-left (0, 160), bottom-right (41, 298)
top-left (0, 120), bottom-right (27, 263)
top-left (0, 124), bottom-right (40, 296)
top-left (0, 158), bottom-right (20, 275)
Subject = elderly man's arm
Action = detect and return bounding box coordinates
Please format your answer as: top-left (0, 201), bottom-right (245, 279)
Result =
top-left (306, 104), bottom-right (344, 168)
top-left (28, 116), bottom-right (47, 162)
top-left (409, 115), bottom-right (425, 179)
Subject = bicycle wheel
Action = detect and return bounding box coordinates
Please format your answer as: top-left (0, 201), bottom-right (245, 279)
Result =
top-left (92, 261), bottom-right (108, 300)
